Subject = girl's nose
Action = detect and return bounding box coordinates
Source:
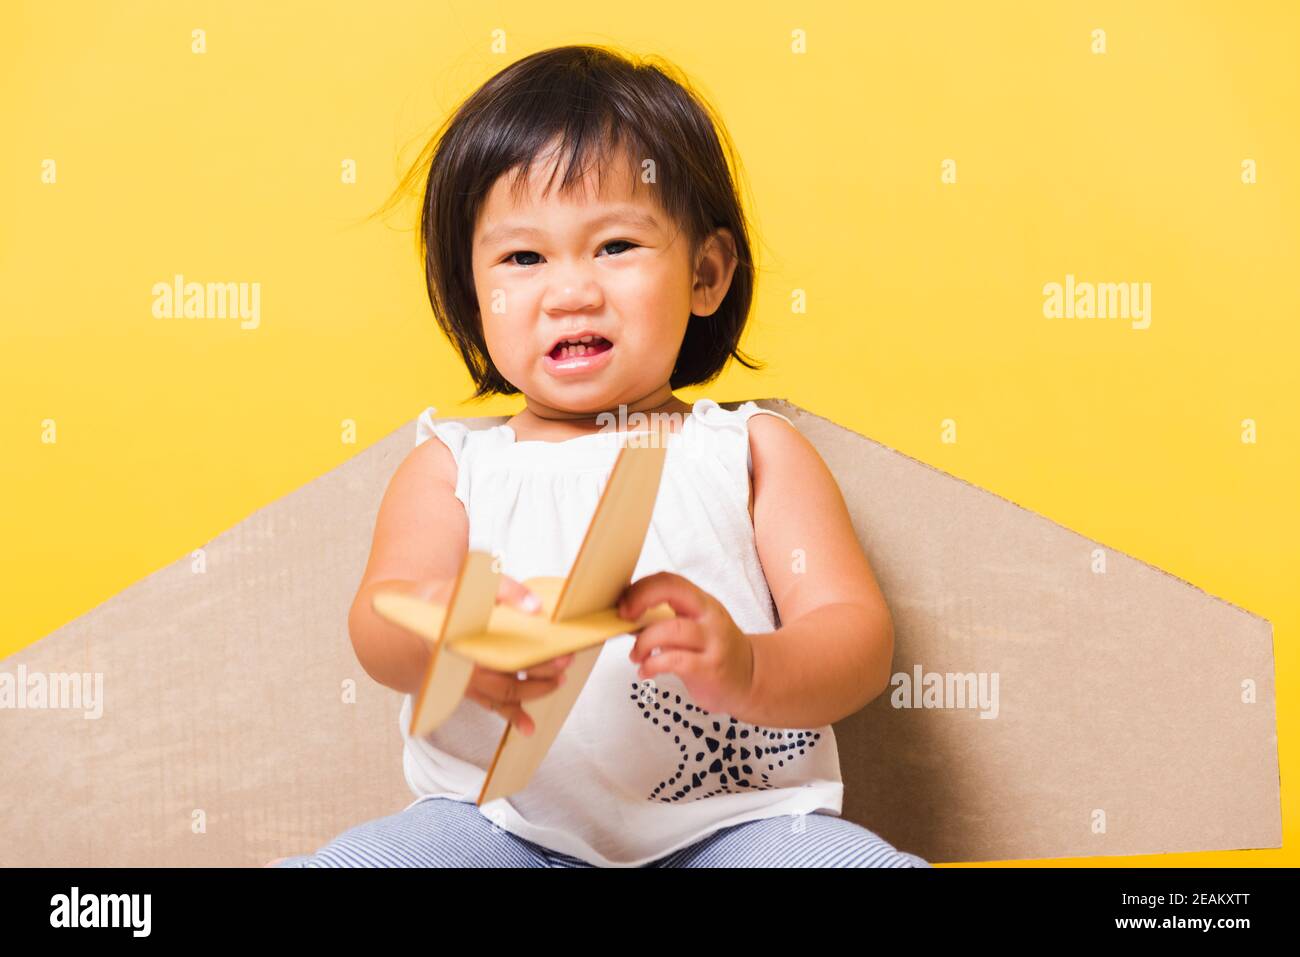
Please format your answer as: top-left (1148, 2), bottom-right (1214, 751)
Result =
top-left (543, 273), bottom-right (602, 312)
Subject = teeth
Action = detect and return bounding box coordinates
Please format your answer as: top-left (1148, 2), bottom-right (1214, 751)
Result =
top-left (552, 335), bottom-right (608, 359)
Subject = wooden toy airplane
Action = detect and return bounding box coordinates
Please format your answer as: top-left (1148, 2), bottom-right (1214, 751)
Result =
top-left (371, 429), bottom-right (677, 805)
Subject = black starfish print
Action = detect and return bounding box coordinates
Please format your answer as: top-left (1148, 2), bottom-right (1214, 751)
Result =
top-left (628, 680), bottom-right (822, 802)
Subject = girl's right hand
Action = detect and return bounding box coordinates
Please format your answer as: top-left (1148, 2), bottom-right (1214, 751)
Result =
top-left (409, 573), bottom-right (576, 737)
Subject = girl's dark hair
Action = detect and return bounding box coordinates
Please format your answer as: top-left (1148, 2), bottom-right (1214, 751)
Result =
top-left (386, 44), bottom-right (762, 399)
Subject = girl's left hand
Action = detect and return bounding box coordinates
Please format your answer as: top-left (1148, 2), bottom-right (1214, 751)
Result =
top-left (617, 572), bottom-right (754, 717)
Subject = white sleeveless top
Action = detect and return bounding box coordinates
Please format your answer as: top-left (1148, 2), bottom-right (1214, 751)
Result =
top-left (398, 397), bottom-right (844, 866)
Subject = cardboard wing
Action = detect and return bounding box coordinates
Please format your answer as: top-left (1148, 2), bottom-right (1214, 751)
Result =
top-left (371, 437), bottom-right (677, 805)
top-left (0, 398), bottom-right (1280, 865)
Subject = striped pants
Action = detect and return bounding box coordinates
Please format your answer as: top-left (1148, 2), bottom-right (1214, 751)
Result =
top-left (272, 796), bottom-right (932, 868)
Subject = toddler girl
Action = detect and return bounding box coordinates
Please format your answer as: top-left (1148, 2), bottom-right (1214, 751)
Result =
top-left (275, 44), bottom-right (929, 868)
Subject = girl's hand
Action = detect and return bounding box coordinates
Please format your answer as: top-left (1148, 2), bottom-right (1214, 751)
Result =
top-left (464, 653), bottom-right (574, 738)
top-left (409, 574), bottom-right (574, 737)
top-left (617, 572), bottom-right (754, 717)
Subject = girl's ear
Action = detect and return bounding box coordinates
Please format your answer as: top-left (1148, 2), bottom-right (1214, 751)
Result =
top-left (691, 227), bottom-right (739, 318)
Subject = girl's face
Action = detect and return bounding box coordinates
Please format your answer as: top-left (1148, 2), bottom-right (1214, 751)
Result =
top-left (471, 144), bottom-right (735, 417)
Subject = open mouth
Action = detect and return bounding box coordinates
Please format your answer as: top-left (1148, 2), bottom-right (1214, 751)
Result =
top-left (546, 334), bottom-right (613, 361)
top-left (543, 332), bottom-right (616, 377)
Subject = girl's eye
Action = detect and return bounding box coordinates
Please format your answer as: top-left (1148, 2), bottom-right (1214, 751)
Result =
top-left (502, 241), bottom-right (637, 267)
top-left (600, 240), bottom-right (637, 256)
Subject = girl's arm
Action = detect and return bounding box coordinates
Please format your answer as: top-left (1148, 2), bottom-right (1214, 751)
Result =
top-left (744, 413), bottom-right (896, 729)
top-left (346, 434), bottom-right (468, 697)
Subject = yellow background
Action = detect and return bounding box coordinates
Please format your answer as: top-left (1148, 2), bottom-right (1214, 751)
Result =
top-left (1, 1), bottom-right (1295, 866)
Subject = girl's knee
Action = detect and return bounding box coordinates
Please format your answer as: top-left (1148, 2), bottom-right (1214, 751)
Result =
top-left (790, 813), bottom-right (931, 868)
top-left (273, 798), bottom-right (548, 867)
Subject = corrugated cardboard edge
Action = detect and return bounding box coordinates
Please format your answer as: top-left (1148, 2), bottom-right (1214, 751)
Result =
top-left (755, 398), bottom-right (1270, 624)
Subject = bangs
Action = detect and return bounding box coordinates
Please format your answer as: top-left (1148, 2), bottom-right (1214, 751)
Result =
top-left (497, 125), bottom-right (690, 250)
